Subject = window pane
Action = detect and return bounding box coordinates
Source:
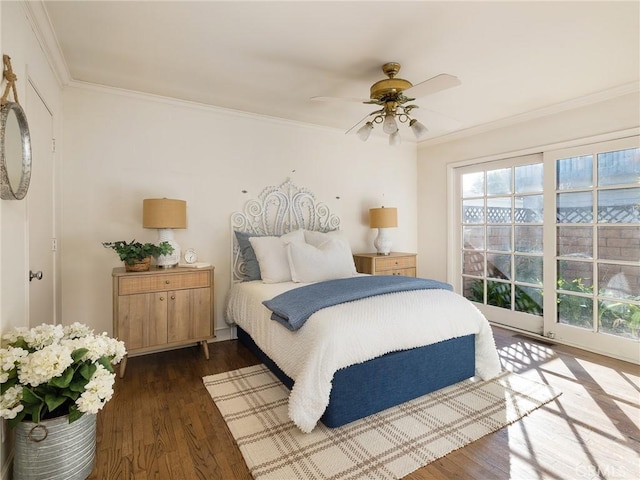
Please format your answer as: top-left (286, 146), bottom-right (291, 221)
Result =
top-left (598, 188), bottom-right (640, 224)
top-left (598, 226), bottom-right (640, 261)
top-left (487, 281), bottom-right (511, 309)
top-left (487, 197), bottom-right (511, 223)
top-left (515, 226), bottom-right (542, 253)
top-left (515, 286), bottom-right (543, 315)
top-left (463, 277), bottom-right (484, 303)
top-left (487, 253), bottom-right (511, 279)
top-left (462, 172), bottom-right (484, 197)
top-left (463, 199), bottom-right (484, 223)
top-left (598, 263), bottom-right (640, 301)
top-left (557, 155), bottom-right (593, 190)
top-left (515, 163), bottom-right (543, 193)
top-left (599, 300), bottom-right (640, 340)
top-left (487, 226), bottom-right (511, 252)
top-left (556, 226), bottom-right (593, 258)
top-left (515, 194), bottom-right (543, 223)
top-left (463, 226), bottom-right (485, 250)
top-left (557, 192), bottom-right (593, 223)
top-left (558, 294), bottom-right (593, 329)
top-left (487, 168), bottom-right (512, 195)
top-left (558, 261), bottom-right (593, 291)
top-left (597, 148), bottom-right (640, 187)
top-left (463, 251), bottom-right (484, 276)
top-left (515, 256), bottom-right (543, 285)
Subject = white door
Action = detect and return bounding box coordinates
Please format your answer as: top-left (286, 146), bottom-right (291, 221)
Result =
top-left (543, 136), bottom-right (639, 363)
top-left (454, 154), bottom-right (545, 335)
top-left (27, 81), bottom-right (55, 327)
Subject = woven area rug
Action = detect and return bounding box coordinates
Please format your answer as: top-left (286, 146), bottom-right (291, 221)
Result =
top-left (203, 364), bottom-right (560, 480)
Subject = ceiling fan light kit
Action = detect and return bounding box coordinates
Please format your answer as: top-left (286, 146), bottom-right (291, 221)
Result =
top-left (331, 62), bottom-right (461, 146)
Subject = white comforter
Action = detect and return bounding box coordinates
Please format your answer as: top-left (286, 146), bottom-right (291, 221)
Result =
top-left (226, 280), bottom-right (502, 433)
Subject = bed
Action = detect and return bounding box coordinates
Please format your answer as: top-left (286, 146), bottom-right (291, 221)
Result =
top-left (226, 179), bottom-right (502, 433)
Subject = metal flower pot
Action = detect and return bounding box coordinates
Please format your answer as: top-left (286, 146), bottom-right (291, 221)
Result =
top-left (13, 413), bottom-right (97, 480)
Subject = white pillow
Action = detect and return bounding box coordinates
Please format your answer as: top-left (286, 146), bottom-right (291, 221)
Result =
top-left (304, 229), bottom-right (341, 246)
top-left (303, 230), bottom-right (357, 274)
top-left (287, 239), bottom-right (356, 283)
top-left (249, 230), bottom-right (305, 283)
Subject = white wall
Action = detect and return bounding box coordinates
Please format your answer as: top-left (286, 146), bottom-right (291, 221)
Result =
top-left (0, 2), bottom-right (63, 478)
top-left (61, 85), bottom-right (418, 338)
top-left (416, 91), bottom-right (640, 283)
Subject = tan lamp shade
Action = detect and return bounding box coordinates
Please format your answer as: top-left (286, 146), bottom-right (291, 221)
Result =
top-left (142, 198), bottom-right (187, 229)
top-left (369, 207), bottom-right (398, 228)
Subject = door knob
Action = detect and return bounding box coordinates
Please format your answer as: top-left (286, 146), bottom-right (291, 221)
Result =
top-left (29, 270), bottom-right (43, 282)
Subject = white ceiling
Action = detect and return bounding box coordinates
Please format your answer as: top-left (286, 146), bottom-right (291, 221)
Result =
top-left (41, 1), bottom-right (639, 143)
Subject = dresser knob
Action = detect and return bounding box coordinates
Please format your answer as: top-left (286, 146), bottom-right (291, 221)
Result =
top-left (165, 280), bottom-right (170, 284)
top-left (159, 297), bottom-right (164, 301)
top-left (171, 295), bottom-right (176, 300)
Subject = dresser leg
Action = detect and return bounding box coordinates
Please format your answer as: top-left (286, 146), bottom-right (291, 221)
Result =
top-left (119, 355), bottom-right (128, 378)
top-left (201, 340), bottom-right (210, 360)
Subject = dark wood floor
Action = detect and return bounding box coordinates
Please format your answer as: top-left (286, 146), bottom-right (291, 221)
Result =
top-left (87, 327), bottom-right (640, 479)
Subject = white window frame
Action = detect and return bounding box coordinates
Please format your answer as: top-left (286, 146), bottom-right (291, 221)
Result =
top-left (543, 136), bottom-right (639, 363)
top-left (452, 154), bottom-right (544, 335)
top-left (446, 129), bottom-right (640, 364)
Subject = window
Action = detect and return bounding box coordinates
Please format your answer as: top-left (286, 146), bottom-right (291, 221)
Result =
top-left (458, 154), bottom-right (544, 334)
top-left (555, 146), bottom-right (639, 340)
top-left (453, 136), bottom-right (639, 361)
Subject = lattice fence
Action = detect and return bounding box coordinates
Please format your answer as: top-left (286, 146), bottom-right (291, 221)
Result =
top-left (463, 206), bottom-right (639, 224)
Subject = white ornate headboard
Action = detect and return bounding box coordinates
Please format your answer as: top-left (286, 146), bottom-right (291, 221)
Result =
top-left (230, 179), bottom-right (340, 283)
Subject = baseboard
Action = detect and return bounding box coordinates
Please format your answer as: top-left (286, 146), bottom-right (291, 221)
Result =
top-left (211, 325), bottom-right (235, 342)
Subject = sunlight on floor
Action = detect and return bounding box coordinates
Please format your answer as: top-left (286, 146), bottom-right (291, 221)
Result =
top-left (496, 337), bottom-right (640, 479)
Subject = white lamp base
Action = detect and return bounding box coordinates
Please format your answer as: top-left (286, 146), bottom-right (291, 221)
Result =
top-left (156, 228), bottom-right (181, 268)
top-left (374, 228), bottom-right (393, 256)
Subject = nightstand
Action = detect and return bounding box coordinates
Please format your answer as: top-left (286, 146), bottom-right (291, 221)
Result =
top-left (112, 266), bottom-right (215, 377)
top-left (352, 252), bottom-right (417, 277)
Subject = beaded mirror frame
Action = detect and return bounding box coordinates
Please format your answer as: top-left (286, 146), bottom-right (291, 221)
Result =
top-left (230, 178), bottom-right (340, 283)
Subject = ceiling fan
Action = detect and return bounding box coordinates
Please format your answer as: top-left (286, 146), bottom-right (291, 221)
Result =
top-left (313, 62), bottom-right (461, 145)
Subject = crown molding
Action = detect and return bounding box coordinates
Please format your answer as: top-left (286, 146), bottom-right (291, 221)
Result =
top-left (65, 79), bottom-right (360, 137)
top-left (419, 82), bottom-right (640, 148)
top-left (22, 0), bottom-right (71, 87)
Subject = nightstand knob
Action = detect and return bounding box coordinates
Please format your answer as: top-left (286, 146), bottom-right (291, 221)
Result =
top-left (171, 295), bottom-right (175, 300)
top-left (159, 297), bottom-right (164, 301)
top-left (165, 280), bottom-right (170, 284)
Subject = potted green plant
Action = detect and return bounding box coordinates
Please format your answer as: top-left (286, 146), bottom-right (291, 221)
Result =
top-left (102, 240), bottom-right (174, 271)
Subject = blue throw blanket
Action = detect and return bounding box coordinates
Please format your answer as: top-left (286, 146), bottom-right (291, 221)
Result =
top-left (263, 275), bottom-right (453, 331)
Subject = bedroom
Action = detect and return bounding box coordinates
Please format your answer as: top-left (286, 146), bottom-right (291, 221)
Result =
top-left (1, 1), bottom-right (638, 479)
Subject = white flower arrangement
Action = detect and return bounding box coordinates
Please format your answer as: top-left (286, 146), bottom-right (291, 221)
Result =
top-left (0, 322), bottom-right (126, 426)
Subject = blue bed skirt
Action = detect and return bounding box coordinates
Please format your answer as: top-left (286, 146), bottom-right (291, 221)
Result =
top-left (236, 326), bottom-right (476, 428)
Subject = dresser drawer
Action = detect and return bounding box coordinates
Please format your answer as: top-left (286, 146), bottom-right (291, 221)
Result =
top-left (375, 255), bottom-right (416, 272)
top-left (118, 271), bottom-right (211, 295)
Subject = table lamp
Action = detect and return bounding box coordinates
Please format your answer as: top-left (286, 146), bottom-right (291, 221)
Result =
top-left (369, 207), bottom-right (397, 256)
top-left (142, 198), bottom-right (187, 267)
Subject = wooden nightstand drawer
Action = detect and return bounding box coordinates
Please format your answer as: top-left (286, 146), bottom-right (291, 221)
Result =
top-left (388, 267), bottom-right (417, 277)
top-left (352, 252), bottom-right (417, 277)
top-left (118, 270), bottom-right (210, 295)
top-left (375, 255), bottom-right (416, 272)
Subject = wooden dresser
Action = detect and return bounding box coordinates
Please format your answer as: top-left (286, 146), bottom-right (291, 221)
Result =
top-left (112, 266), bottom-right (215, 377)
top-left (352, 252), bottom-right (417, 277)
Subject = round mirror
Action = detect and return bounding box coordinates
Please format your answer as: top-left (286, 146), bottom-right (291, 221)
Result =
top-left (0, 101), bottom-right (32, 200)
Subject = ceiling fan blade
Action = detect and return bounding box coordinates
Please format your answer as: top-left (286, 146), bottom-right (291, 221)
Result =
top-left (311, 96), bottom-right (370, 103)
top-left (344, 111), bottom-right (375, 135)
top-left (404, 73), bottom-right (461, 98)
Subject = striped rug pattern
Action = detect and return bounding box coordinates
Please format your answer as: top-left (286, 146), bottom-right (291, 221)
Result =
top-left (203, 364), bottom-right (560, 480)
